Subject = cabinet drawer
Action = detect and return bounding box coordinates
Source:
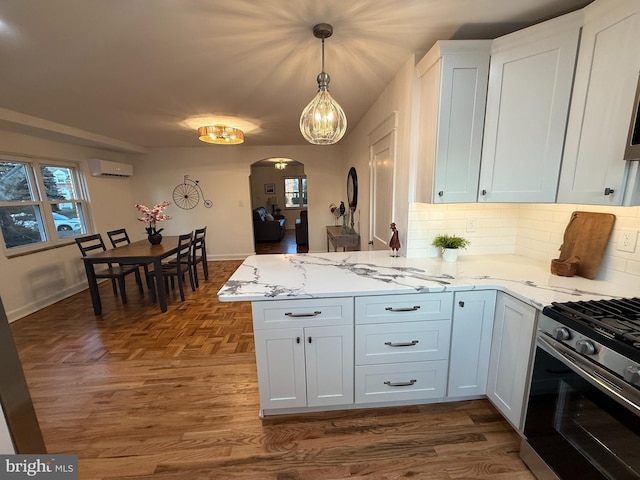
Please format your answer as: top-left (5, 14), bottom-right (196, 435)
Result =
top-left (355, 361), bottom-right (448, 404)
top-left (252, 297), bottom-right (353, 329)
top-left (355, 293), bottom-right (452, 324)
top-left (355, 320), bottom-right (451, 365)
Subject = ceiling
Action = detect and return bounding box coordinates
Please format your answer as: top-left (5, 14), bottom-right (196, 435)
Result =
top-left (0, 0), bottom-right (593, 152)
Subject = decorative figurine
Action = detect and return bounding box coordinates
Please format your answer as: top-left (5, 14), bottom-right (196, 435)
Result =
top-left (389, 222), bottom-right (401, 257)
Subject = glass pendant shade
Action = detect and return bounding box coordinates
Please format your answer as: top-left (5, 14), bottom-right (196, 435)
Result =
top-left (300, 23), bottom-right (347, 145)
top-left (300, 87), bottom-right (347, 145)
top-left (198, 125), bottom-right (244, 144)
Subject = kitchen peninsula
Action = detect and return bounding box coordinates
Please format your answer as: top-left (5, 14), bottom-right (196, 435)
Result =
top-left (218, 251), bottom-right (631, 422)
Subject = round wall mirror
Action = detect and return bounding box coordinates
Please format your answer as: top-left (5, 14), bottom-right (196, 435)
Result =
top-left (347, 167), bottom-right (358, 210)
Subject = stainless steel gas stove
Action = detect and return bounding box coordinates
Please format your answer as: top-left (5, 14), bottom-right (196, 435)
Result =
top-left (520, 298), bottom-right (640, 480)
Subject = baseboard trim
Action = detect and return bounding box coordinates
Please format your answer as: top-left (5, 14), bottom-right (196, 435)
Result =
top-left (206, 253), bottom-right (253, 261)
top-left (7, 281), bottom-right (87, 323)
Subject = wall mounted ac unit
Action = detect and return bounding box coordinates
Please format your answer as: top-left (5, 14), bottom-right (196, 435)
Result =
top-left (87, 159), bottom-right (134, 178)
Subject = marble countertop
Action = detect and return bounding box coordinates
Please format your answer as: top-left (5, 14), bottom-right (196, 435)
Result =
top-left (217, 251), bottom-right (633, 310)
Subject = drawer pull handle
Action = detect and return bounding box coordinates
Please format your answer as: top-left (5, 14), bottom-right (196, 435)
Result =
top-left (384, 340), bottom-right (419, 347)
top-left (284, 311), bottom-right (321, 318)
top-left (384, 306), bottom-right (420, 312)
top-left (384, 379), bottom-right (417, 387)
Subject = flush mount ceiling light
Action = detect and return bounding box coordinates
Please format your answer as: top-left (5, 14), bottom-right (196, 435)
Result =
top-left (299, 23), bottom-right (347, 145)
top-left (274, 159), bottom-right (287, 170)
top-left (198, 125), bottom-right (244, 144)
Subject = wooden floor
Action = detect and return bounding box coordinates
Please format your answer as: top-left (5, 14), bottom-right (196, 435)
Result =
top-left (255, 229), bottom-right (309, 255)
top-left (10, 254), bottom-right (535, 480)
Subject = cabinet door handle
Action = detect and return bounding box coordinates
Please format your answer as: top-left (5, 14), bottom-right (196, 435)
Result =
top-left (384, 379), bottom-right (417, 387)
top-left (296, 337), bottom-right (301, 344)
top-left (481, 189), bottom-right (487, 196)
top-left (385, 340), bottom-right (419, 347)
top-left (458, 301), bottom-right (464, 307)
top-left (438, 190), bottom-right (444, 197)
top-left (308, 336), bottom-right (312, 344)
top-left (604, 187), bottom-right (615, 195)
top-left (284, 311), bottom-right (321, 318)
top-left (384, 306), bottom-right (420, 312)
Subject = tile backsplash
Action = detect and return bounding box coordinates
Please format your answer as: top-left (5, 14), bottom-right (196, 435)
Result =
top-left (408, 202), bottom-right (640, 287)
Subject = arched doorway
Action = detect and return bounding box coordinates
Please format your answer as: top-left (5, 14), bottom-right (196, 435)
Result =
top-left (249, 158), bottom-right (308, 254)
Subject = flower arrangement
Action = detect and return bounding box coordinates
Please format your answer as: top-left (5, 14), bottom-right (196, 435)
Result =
top-left (135, 201), bottom-right (171, 235)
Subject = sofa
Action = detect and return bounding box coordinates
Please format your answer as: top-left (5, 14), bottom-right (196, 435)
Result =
top-left (253, 207), bottom-right (285, 242)
top-left (295, 210), bottom-right (308, 246)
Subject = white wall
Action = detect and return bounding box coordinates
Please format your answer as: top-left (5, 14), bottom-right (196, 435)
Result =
top-left (0, 130), bottom-right (137, 321)
top-left (343, 55), bottom-right (418, 250)
top-left (127, 145), bottom-right (344, 259)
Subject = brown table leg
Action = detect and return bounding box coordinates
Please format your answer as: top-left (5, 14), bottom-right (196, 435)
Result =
top-left (153, 258), bottom-right (168, 312)
top-left (83, 261), bottom-right (102, 315)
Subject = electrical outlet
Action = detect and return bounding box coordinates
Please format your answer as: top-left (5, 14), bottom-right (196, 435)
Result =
top-left (466, 217), bottom-right (477, 233)
top-left (617, 229), bottom-right (638, 253)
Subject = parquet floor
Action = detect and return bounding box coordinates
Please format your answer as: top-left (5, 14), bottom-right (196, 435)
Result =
top-left (10, 255), bottom-right (535, 480)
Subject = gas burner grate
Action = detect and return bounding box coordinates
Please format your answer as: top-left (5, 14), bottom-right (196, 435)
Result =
top-left (548, 298), bottom-right (640, 348)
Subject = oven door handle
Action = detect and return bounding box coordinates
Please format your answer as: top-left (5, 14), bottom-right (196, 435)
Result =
top-left (538, 334), bottom-right (640, 415)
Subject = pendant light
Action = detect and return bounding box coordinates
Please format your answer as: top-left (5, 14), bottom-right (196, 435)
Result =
top-left (299, 23), bottom-right (347, 145)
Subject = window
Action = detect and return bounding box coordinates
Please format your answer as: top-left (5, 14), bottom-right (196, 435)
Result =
top-left (0, 157), bottom-right (89, 253)
top-left (284, 177), bottom-right (307, 208)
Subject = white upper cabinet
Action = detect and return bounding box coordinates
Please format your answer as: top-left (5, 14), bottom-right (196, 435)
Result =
top-left (415, 40), bottom-right (491, 203)
top-left (479, 11), bottom-right (582, 203)
top-left (557, 0), bottom-right (640, 205)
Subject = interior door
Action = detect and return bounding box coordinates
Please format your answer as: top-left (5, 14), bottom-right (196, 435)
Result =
top-left (370, 132), bottom-right (395, 250)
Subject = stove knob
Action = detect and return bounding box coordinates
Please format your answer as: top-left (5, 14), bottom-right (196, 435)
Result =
top-left (624, 365), bottom-right (640, 386)
top-left (553, 327), bottom-right (571, 341)
top-left (575, 340), bottom-right (596, 355)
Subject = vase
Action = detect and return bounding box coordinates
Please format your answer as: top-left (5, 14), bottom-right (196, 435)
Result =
top-left (442, 248), bottom-right (458, 262)
top-left (148, 233), bottom-right (163, 245)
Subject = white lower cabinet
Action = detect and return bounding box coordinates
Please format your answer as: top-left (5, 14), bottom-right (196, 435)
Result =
top-left (252, 289), bottom-right (542, 423)
top-left (252, 298), bottom-right (354, 413)
top-left (354, 292), bottom-right (453, 405)
top-left (486, 292), bottom-right (538, 432)
top-left (355, 361), bottom-right (448, 404)
top-left (448, 290), bottom-right (496, 398)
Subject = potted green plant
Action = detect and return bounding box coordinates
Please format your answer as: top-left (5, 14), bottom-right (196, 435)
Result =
top-left (432, 234), bottom-right (470, 262)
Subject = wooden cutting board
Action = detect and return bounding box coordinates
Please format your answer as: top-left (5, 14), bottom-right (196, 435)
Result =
top-left (557, 211), bottom-right (616, 279)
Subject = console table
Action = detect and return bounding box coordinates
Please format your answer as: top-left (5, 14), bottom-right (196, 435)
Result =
top-left (326, 225), bottom-right (360, 252)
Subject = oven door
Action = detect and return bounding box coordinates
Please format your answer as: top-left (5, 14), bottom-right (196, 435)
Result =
top-left (522, 334), bottom-right (640, 480)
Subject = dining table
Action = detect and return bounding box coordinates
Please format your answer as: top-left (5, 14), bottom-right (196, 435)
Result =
top-left (81, 236), bottom-right (180, 315)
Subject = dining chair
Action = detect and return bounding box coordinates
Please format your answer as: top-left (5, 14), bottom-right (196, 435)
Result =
top-left (148, 232), bottom-right (195, 302)
top-left (191, 226), bottom-right (208, 287)
top-left (106, 228), bottom-right (153, 291)
top-left (75, 233), bottom-right (144, 304)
